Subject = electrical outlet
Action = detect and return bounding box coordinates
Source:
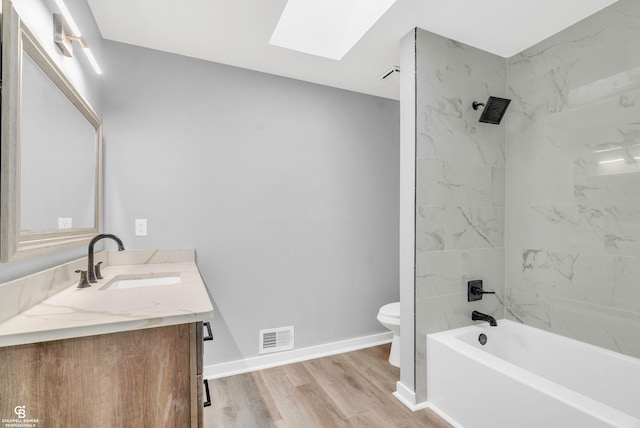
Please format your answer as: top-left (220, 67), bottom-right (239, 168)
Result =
top-left (58, 218), bottom-right (72, 229)
top-left (135, 219), bottom-right (147, 236)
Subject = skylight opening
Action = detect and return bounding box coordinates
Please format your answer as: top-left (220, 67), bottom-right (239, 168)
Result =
top-left (269, 0), bottom-right (397, 60)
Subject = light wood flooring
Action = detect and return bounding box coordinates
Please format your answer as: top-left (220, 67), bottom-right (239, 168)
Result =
top-left (203, 344), bottom-right (451, 427)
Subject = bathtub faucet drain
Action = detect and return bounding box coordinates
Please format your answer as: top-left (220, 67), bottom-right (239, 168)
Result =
top-left (478, 333), bottom-right (487, 345)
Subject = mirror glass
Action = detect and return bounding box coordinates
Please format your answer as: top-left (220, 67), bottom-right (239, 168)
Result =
top-left (20, 50), bottom-right (97, 231)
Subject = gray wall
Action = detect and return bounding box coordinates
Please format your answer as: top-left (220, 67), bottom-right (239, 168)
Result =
top-left (0, 0), bottom-right (102, 283)
top-left (505, 0), bottom-right (640, 357)
top-left (410, 28), bottom-right (507, 401)
top-left (101, 41), bottom-right (400, 365)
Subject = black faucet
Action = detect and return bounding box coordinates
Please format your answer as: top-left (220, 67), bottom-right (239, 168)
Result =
top-left (472, 310), bottom-right (498, 327)
top-left (87, 234), bottom-right (125, 283)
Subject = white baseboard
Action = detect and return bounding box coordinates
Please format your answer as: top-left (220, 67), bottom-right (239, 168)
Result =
top-left (425, 402), bottom-right (464, 428)
top-left (393, 381), bottom-right (429, 411)
top-left (393, 384), bottom-right (462, 425)
top-left (204, 331), bottom-right (393, 379)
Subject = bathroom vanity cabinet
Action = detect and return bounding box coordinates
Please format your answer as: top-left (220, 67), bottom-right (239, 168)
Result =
top-left (0, 249), bottom-right (213, 427)
top-left (0, 322), bottom-right (203, 427)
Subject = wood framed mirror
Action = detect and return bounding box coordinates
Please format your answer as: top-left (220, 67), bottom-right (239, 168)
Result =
top-left (1, 2), bottom-right (102, 262)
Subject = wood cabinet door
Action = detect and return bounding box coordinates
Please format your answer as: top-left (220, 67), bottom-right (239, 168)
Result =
top-left (0, 324), bottom-right (198, 427)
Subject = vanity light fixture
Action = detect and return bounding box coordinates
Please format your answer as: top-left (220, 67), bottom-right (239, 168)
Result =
top-left (54, 0), bottom-right (81, 36)
top-left (53, 0), bottom-right (102, 74)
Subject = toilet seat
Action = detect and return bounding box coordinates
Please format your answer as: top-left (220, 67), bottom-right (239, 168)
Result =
top-left (379, 302), bottom-right (400, 319)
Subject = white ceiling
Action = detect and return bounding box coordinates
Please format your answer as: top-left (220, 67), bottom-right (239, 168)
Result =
top-left (87, 0), bottom-right (617, 100)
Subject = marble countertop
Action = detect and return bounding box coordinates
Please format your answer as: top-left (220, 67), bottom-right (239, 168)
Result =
top-left (0, 249), bottom-right (214, 347)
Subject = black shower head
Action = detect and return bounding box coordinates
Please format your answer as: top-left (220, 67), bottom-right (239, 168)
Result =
top-left (472, 96), bottom-right (511, 125)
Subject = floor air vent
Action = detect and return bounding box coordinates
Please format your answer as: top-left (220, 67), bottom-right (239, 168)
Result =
top-left (259, 326), bottom-right (294, 354)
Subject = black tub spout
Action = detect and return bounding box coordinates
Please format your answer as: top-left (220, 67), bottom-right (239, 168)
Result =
top-left (472, 310), bottom-right (498, 327)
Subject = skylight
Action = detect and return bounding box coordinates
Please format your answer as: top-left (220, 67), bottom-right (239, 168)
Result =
top-left (269, 0), bottom-right (397, 60)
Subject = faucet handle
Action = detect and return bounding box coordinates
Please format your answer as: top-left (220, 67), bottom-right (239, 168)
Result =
top-left (467, 280), bottom-right (495, 302)
top-left (471, 285), bottom-right (495, 295)
top-left (75, 269), bottom-right (90, 289)
top-left (95, 262), bottom-right (104, 280)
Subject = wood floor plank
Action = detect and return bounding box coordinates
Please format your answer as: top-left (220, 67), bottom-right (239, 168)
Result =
top-left (203, 345), bottom-right (452, 428)
top-left (251, 371), bottom-right (283, 422)
top-left (206, 375), bottom-right (235, 408)
top-left (272, 360), bottom-right (350, 426)
top-left (302, 353), bottom-right (386, 418)
top-left (207, 372), bottom-right (278, 427)
top-left (342, 345), bottom-right (400, 393)
top-left (294, 382), bottom-right (351, 427)
top-left (344, 347), bottom-right (451, 428)
top-left (282, 361), bottom-right (314, 387)
top-left (259, 366), bottom-right (321, 428)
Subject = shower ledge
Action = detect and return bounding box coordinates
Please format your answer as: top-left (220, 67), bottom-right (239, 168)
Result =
top-left (0, 248), bottom-right (214, 347)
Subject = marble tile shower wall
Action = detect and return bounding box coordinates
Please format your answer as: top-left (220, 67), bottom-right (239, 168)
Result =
top-left (414, 28), bottom-right (506, 400)
top-left (505, 0), bottom-right (640, 358)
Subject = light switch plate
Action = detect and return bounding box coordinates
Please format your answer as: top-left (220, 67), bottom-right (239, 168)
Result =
top-left (135, 219), bottom-right (147, 236)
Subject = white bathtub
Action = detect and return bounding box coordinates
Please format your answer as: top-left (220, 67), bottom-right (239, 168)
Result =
top-left (427, 320), bottom-right (640, 428)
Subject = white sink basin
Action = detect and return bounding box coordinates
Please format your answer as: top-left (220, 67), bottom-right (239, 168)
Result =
top-left (100, 273), bottom-right (181, 290)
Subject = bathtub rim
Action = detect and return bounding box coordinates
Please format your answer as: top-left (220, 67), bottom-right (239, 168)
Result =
top-left (431, 319), bottom-right (640, 367)
top-left (426, 320), bottom-right (640, 428)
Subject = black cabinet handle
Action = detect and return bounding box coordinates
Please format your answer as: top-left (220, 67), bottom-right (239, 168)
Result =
top-left (203, 322), bottom-right (213, 341)
top-left (203, 379), bottom-right (211, 407)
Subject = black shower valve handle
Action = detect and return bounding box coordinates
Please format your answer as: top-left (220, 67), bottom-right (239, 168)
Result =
top-left (471, 285), bottom-right (495, 296)
top-left (467, 280), bottom-right (496, 302)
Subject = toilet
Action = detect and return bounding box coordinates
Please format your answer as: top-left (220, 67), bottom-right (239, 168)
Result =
top-left (377, 302), bottom-right (400, 367)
